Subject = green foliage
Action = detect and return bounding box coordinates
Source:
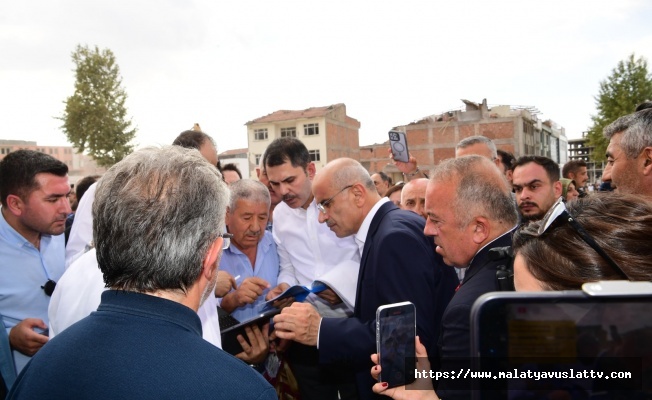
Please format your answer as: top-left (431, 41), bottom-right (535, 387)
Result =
top-left (586, 54), bottom-right (652, 162)
top-left (59, 45), bottom-right (136, 167)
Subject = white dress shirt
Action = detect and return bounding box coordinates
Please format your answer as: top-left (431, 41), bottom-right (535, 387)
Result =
top-left (49, 249), bottom-right (223, 348)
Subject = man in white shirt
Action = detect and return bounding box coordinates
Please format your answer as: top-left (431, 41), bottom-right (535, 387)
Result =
top-left (264, 137), bottom-right (360, 400)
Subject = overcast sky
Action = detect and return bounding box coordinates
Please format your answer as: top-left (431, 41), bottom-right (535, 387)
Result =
top-left (2, 0), bottom-right (651, 153)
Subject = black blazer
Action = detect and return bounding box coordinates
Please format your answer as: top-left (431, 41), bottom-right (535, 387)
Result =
top-left (319, 201), bottom-right (459, 399)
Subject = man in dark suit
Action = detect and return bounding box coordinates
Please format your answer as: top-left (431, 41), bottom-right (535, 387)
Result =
top-left (424, 155), bottom-right (518, 399)
top-left (274, 158), bottom-right (458, 399)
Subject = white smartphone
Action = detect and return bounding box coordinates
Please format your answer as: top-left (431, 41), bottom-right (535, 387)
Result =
top-left (388, 130), bottom-right (410, 163)
top-left (376, 301), bottom-right (416, 388)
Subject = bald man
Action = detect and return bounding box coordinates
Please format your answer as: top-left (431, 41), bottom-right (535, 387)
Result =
top-left (400, 178), bottom-right (428, 219)
top-left (273, 158), bottom-right (458, 400)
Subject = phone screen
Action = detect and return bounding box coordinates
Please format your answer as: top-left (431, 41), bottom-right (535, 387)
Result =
top-left (377, 302), bottom-right (416, 388)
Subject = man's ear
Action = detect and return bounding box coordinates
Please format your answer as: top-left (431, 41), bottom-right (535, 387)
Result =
top-left (471, 217), bottom-right (490, 244)
top-left (307, 162), bottom-right (316, 180)
top-left (202, 237), bottom-right (222, 280)
top-left (225, 207), bottom-right (231, 227)
top-left (643, 147), bottom-right (652, 175)
top-left (5, 194), bottom-right (25, 216)
top-left (553, 181), bottom-right (563, 198)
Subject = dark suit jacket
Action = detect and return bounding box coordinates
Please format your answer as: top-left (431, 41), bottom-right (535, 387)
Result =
top-left (319, 201), bottom-right (459, 399)
top-left (436, 229), bottom-right (515, 398)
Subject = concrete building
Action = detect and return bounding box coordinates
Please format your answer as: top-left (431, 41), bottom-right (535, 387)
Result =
top-left (567, 134), bottom-right (605, 185)
top-left (245, 103), bottom-right (360, 175)
top-left (360, 99), bottom-right (568, 183)
top-left (0, 140), bottom-right (106, 185)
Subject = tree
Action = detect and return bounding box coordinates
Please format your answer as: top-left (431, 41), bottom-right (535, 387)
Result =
top-left (59, 45), bottom-right (136, 167)
top-left (586, 54), bottom-right (652, 162)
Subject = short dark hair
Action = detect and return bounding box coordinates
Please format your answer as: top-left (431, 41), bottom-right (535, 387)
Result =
top-left (561, 160), bottom-right (587, 179)
top-left (513, 193), bottom-right (652, 290)
top-left (0, 150), bottom-right (68, 207)
top-left (385, 182), bottom-right (404, 199)
top-left (221, 163), bottom-right (242, 179)
top-left (172, 130), bottom-right (215, 150)
top-left (496, 149), bottom-right (515, 171)
top-left (263, 137), bottom-right (310, 169)
top-left (635, 101), bottom-right (652, 112)
top-left (512, 155), bottom-right (560, 182)
top-left (376, 171), bottom-right (392, 186)
top-left (76, 175), bottom-right (101, 202)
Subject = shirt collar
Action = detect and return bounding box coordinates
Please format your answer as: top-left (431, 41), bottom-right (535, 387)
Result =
top-left (354, 197), bottom-right (390, 256)
top-left (0, 207), bottom-right (43, 249)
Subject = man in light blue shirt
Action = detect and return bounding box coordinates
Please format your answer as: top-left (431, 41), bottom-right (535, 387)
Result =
top-left (219, 179), bottom-right (280, 322)
top-left (0, 150), bottom-right (70, 374)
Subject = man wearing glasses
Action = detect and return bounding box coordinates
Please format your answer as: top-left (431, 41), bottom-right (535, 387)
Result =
top-left (0, 150), bottom-right (69, 375)
top-left (263, 137), bottom-right (360, 400)
top-left (273, 157), bottom-right (458, 400)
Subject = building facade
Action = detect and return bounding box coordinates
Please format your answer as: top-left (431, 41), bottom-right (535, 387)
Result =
top-left (0, 140), bottom-right (106, 185)
top-left (245, 103), bottom-right (360, 176)
top-left (567, 134), bottom-right (604, 185)
top-left (360, 99), bottom-right (568, 183)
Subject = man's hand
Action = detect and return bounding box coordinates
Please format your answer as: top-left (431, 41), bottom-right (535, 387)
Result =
top-left (388, 147), bottom-right (418, 175)
top-left (265, 282), bottom-right (294, 309)
top-left (214, 270), bottom-right (236, 298)
top-left (316, 288), bottom-right (342, 305)
top-left (221, 277), bottom-right (270, 313)
top-left (273, 302), bottom-right (321, 346)
top-left (9, 318), bottom-right (49, 356)
top-left (235, 323), bottom-right (270, 365)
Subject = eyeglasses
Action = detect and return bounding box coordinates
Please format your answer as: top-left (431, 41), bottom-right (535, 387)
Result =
top-left (538, 197), bottom-right (630, 280)
top-left (220, 233), bottom-right (233, 250)
top-left (316, 185), bottom-right (353, 214)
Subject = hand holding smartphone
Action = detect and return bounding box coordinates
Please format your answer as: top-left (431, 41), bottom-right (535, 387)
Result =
top-left (376, 301), bottom-right (416, 388)
top-left (388, 130), bottom-right (410, 163)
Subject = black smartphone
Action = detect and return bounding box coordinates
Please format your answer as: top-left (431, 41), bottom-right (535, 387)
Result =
top-left (220, 308), bottom-right (280, 355)
top-left (388, 130), bottom-right (409, 163)
top-left (376, 301), bottom-right (416, 388)
top-left (470, 289), bottom-right (652, 400)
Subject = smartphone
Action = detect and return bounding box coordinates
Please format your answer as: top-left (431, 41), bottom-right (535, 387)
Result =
top-left (388, 130), bottom-right (409, 163)
top-left (376, 301), bottom-right (416, 388)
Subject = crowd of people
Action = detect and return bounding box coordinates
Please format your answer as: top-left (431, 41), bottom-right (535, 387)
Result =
top-left (1, 105), bottom-right (651, 399)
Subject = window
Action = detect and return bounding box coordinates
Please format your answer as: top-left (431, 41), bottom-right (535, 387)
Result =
top-left (254, 154), bottom-right (262, 165)
top-left (254, 128), bottom-right (268, 141)
top-left (280, 127), bottom-right (296, 138)
top-left (309, 150), bottom-right (320, 162)
top-left (304, 123), bottom-right (319, 136)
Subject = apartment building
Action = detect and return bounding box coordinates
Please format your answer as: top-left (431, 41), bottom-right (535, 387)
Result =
top-left (245, 103), bottom-right (360, 176)
top-left (0, 140), bottom-right (106, 185)
top-left (360, 99), bottom-right (568, 183)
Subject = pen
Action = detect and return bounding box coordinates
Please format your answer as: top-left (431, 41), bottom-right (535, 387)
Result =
top-left (234, 275), bottom-right (241, 282)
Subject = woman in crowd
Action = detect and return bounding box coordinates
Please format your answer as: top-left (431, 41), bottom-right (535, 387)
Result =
top-left (369, 193), bottom-right (652, 399)
top-left (561, 178), bottom-right (580, 202)
top-left (512, 192), bottom-right (652, 291)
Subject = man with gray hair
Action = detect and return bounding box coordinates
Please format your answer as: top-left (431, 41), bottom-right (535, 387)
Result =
top-left (274, 157), bottom-right (458, 400)
top-left (8, 147), bottom-right (276, 399)
top-left (603, 108), bottom-right (652, 198)
top-left (455, 135), bottom-right (501, 167)
top-left (219, 179), bottom-right (280, 322)
top-left (424, 155), bottom-right (518, 398)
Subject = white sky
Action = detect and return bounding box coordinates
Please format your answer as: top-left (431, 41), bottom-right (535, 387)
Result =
top-left (2, 0), bottom-right (652, 152)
